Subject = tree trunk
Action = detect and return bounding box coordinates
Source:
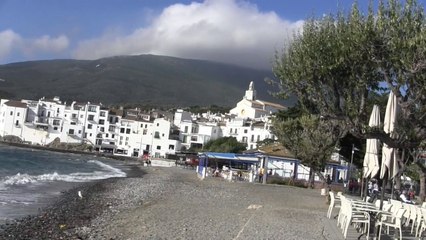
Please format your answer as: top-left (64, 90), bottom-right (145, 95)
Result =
top-left (419, 167), bottom-right (426, 203)
top-left (308, 168), bottom-right (315, 189)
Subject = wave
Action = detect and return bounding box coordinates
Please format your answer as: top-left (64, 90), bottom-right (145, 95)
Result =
top-left (1, 160), bottom-right (126, 186)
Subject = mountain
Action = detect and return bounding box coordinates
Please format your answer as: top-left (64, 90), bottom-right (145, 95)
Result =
top-left (0, 54), bottom-right (291, 107)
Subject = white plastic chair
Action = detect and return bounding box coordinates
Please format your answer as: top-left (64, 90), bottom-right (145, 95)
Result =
top-left (375, 208), bottom-right (406, 240)
top-left (339, 197), bottom-right (370, 239)
top-left (327, 191), bottom-right (341, 218)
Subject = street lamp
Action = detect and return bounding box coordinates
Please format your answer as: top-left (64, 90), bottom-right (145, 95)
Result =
top-left (348, 144), bottom-right (359, 182)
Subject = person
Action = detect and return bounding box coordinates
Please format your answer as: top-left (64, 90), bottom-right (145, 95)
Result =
top-left (400, 190), bottom-right (415, 204)
top-left (408, 188), bottom-right (416, 201)
top-left (367, 181), bottom-right (373, 196)
top-left (258, 167), bottom-right (264, 183)
top-left (268, 169), bottom-right (273, 176)
top-left (326, 175), bottom-right (332, 185)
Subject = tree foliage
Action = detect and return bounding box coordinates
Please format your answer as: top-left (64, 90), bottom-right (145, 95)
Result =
top-left (203, 137), bottom-right (246, 153)
top-left (274, 0), bottom-right (426, 149)
top-left (273, 114), bottom-right (345, 187)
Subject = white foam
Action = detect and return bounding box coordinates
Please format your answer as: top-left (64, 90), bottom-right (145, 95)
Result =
top-left (1, 160), bottom-right (127, 186)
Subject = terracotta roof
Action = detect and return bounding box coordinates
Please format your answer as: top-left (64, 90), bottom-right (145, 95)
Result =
top-left (4, 100), bottom-right (27, 108)
top-left (256, 100), bottom-right (286, 110)
top-left (258, 142), bottom-right (295, 158)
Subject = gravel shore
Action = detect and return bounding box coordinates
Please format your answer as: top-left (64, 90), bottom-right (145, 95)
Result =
top-left (0, 166), bottom-right (336, 240)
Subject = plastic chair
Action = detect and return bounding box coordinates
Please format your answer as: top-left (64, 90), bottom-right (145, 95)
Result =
top-left (327, 191), bottom-right (341, 218)
top-left (376, 208), bottom-right (406, 240)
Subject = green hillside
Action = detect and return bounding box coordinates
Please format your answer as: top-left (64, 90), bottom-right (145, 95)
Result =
top-left (0, 54), bottom-right (290, 107)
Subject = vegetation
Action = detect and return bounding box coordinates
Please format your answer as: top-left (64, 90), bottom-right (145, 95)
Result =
top-left (273, 114), bottom-right (344, 188)
top-left (0, 55), bottom-right (283, 107)
top-left (203, 137), bottom-right (246, 153)
top-left (273, 0), bottom-right (426, 199)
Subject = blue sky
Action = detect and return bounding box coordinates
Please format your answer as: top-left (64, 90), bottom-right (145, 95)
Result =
top-left (0, 0), bottom-right (424, 69)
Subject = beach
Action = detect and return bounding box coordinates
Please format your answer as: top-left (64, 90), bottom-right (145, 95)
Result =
top-left (0, 166), bottom-right (340, 240)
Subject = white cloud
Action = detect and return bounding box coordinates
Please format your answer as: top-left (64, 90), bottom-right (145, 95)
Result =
top-left (32, 35), bottom-right (69, 53)
top-left (0, 30), bottom-right (22, 59)
top-left (0, 29), bottom-right (69, 61)
top-left (73, 0), bottom-right (303, 69)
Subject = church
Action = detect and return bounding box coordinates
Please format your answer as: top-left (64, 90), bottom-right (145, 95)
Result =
top-left (229, 81), bottom-right (286, 119)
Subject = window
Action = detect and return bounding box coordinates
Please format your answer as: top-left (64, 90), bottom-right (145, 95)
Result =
top-left (244, 129), bottom-right (248, 134)
top-left (229, 128), bottom-right (232, 133)
top-left (154, 131), bottom-right (160, 139)
top-left (162, 133), bottom-right (165, 137)
top-left (126, 129), bottom-right (130, 134)
top-left (120, 128), bottom-right (125, 133)
top-left (54, 127), bottom-right (58, 131)
top-left (15, 120), bottom-right (19, 126)
top-left (84, 133), bottom-right (87, 138)
top-left (191, 136), bottom-right (198, 141)
top-left (106, 133), bottom-right (109, 138)
top-left (141, 124), bottom-right (143, 127)
top-left (88, 124), bottom-right (93, 129)
top-left (88, 105), bottom-right (97, 112)
top-left (156, 123), bottom-right (159, 126)
top-left (88, 115), bottom-right (94, 121)
top-left (169, 145), bottom-right (174, 150)
top-left (71, 122), bottom-right (76, 125)
top-left (90, 133), bottom-right (92, 137)
top-left (53, 120), bottom-right (60, 126)
top-left (100, 111), bottom-right (106, 117)
top-left (17, 112), bottom-right (20, 117)
top-left (109, 126), bottom-right (115, 132)
top-left (184, 126), bottom-right (188, 133)
top-left (145, 124), bottom-right (147, 128)
top-left (257, 135), bottom-right (260, 142)
top-left (242, 137), bottom-right (247, 143)
top-left (143, 129), bottom-right (147, 135)
top-left (47, 112), bottom-right (51, 117)
top-left (112, 134), bottom-right (115, 138)
top-left (78, 130), bottom-right (82, 134)
top-left (156, 145), bottom-right (161, 150)
top-left (251, 135), bottom-right (254, 142)
top-left (125, 137), bottom-right (129, 141)
top-left (10, 111), bottom-right (12, 116)
top-left (183, 136), bottom-right (187, 143)
top-left (99, 119), bottom-right (105, 125)
top-left (69, 129), bottom-right (75, 134)
top-left (72, 114), bottom-right (77, 118)
top-left (235, 129), bottom-right (238, 134)
top-left (100, 127), bottom-right (105, 132)
top-left (80, 114), bottom-right (83, 118)
top-left (120, 136), bottom-right (123, 140)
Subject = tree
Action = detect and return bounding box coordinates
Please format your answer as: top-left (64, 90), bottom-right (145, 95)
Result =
top-left (274, 0), bottom-right (426, 149)
top-left (273, 0), bottom-right (426, 195)
top-left (203, 137), bottom-right (246, 153)
top-left (273, 114), bottom-right (344, 188)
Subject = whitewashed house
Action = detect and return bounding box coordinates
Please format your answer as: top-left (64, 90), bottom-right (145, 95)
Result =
top-left (0, 100), bottom-right (27, 139)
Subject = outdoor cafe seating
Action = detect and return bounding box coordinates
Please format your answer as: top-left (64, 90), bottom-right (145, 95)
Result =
top-left (328, 191), bottom-right (426, 239)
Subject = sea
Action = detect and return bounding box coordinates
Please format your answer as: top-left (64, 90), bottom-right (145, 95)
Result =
top-left (0, 145), bottom-right (131, 223)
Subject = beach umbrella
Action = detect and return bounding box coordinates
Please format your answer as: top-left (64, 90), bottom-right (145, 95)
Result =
top-left (363, 105), bottom-right (381, 178)
top-left (380, 91), bottom-right (399, 180)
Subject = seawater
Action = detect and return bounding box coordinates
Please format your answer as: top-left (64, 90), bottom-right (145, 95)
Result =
top-left (0, 145), bottom-right (128, 222)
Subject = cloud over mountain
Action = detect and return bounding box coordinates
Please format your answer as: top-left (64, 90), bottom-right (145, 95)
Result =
top-left (0, 29), bottom-right (69, 60)
top-left (72, 0), bottom-right (303, 69)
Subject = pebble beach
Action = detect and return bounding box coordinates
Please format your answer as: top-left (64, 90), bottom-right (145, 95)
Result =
top-left (0, 165), bottom-right (340, 240)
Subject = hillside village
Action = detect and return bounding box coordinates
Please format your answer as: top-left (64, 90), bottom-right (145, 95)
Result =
top-left (0, 82), bottom-right (285, 159)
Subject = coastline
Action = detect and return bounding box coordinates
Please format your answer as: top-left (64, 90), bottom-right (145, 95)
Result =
top-left (0, 141), bottom-right (142, 163)
top-left (1, 166), bottom-right (340, 240)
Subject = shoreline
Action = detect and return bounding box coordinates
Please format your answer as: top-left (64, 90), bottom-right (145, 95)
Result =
top-left (0, 163), bottom-right (146, 239)
top-left (1, 166), bottom-right (338, 239)
top-left (0, 141), bottom-right (142, 163)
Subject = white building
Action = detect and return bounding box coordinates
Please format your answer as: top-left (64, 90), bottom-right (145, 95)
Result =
top-left (229, 81), bottom-right (286, 119)
top-left (0, 100), bottom-right (27, 139)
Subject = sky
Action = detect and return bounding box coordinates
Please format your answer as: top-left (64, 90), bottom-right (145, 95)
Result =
top-left (0, 0), bottom-right (425, 69)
